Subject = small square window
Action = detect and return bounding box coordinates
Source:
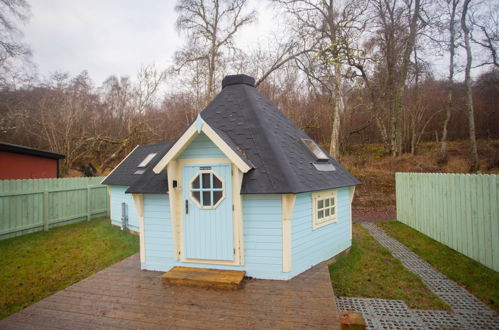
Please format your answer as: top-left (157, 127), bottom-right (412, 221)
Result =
top-left (312, 190), bottom-right (338, 229)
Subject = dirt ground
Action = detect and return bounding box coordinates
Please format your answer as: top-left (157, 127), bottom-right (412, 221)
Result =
top-left (344, 139), bottom-right (498, 222)
top-left (352, 206), bottom-right (396, 222)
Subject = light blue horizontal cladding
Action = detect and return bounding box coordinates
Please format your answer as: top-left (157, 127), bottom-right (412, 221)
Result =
top-left (289, 188), bottom-right (351, 278)
top-left (143, 194), bottom-right (175, 267)
top-left (109, 185), bottom-right (139, 232)
top-left (141, 193), bottom-right (287, 279)
top-left (178, 132), bottom-right (226, 159)
top-left (240, 194), bottom-right (283, 278)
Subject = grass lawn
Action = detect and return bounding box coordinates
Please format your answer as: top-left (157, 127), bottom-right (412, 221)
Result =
top-left (329, 224), bottom-right (449, 310)
top-left (0, 217), bottom-right (139, 319)
top-left (377, 221), bottom-right (499, 313)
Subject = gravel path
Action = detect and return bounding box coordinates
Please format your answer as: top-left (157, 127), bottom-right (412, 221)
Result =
top-left (336, 223), bottom-right (499, 329)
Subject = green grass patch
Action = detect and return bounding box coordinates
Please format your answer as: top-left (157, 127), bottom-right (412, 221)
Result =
top-left (377, 221), bottom-right (499, 313)
top-left (0, 217), bottom-right (139, 319)
top-left (329, 224), bottom-right (449, 310)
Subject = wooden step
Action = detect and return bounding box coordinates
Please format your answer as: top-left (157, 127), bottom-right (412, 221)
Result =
top-left (161, 266), bottom-right (245, 290)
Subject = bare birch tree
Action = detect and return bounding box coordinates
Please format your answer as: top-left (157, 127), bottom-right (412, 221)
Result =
top-left (470, 0), bottom-right (498, 68)
top-left (439, 0), bottom-right (460, 161)
top-left (461, 0), bottom-right (479, 171)
top-left (346, 0), bottom-right (425, 156)
top-left (278, 0), bottom-right (367, 159)
top-left (174, 0), bottom-right (256, 106)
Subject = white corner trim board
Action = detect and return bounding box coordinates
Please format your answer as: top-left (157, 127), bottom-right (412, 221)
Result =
top-left (131, 193), bottom-right (145, 264)
top-left (100, 145), bottom-right (140, 184)
top-left (107, 186), bottom-right (112, 219)
top-left (282, 194), bottom-right (296, 273)
top-left (166, 160), bottom-right (181, 260)
top-left (232, 164), bottom-right (245, 266)
top-left (153, 116), bottom-right (252, 174)
top-left (349, 186), bottom-right (355, 240)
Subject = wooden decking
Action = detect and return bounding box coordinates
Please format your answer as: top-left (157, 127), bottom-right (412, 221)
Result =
top-left (161, 266), bottom-right (245, 290)
top-left (0, 254), bottom-right (340, 329)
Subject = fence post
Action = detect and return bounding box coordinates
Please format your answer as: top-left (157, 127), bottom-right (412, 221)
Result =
top-left (43, 189), bottom-right (49, 231)
top-left (87, 186), bottom-right (91, 221)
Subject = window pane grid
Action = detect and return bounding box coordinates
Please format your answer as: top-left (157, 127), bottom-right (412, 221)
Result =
top-left (190, 171), bottom-right (224, 208)
top-left (316, 196), bottom-right (336, 222)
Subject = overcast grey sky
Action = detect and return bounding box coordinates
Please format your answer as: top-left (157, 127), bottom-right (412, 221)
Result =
top-left (23, 0), bottom-right (276, 85)
top-left (23, 0), bottom-right (490, 87)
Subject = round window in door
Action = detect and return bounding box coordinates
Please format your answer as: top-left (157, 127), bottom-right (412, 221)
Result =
top-left (189, 171), bottom-right (225, 209)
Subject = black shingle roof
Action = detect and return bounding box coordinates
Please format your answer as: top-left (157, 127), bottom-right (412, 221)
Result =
top-left (201, 74), bottom-right (360, 194)
top-left (125, 142), bottom-right (173, 194)
top-left (101, 142), bottom-right (172, 188)
top-left (108, 74), bottom-right (360, 194)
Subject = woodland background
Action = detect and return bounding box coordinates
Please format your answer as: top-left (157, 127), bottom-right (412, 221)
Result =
top-left (0, 0), bottom-right (497, 217)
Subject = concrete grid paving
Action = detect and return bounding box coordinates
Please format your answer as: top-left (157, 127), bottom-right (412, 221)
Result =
top-left (336, 222), bottom-right (499, 329)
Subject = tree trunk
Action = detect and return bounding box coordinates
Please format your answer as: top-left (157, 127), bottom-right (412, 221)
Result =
top-left (329, 63), bottom-right (344, 159)
top-left (439, 0), bottom-right (458, 161)
top-left (410, 115), bottom-right (416, 155)
top-left (392, 0), bottom-right (421, 156)
top-left (356, 64), bottom-right (390, 153)
top-left (461, 0), bottom-right (479, 172)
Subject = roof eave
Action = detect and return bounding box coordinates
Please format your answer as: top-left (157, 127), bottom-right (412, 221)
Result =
top-left (0, 142), bottom-right (65, 160)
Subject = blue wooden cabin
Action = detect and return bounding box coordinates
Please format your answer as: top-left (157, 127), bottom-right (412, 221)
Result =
top-left (103, 74), bottom-right (360, 280)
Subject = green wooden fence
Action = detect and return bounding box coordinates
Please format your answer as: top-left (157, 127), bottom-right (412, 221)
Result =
top-left (396, 172), bottom-right (499, 271)
top-left (0, 177), bottom-right (109, 240)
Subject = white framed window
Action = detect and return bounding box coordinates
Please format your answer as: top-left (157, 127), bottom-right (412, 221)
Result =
top-left (189, 170), bottom-right (225, 209)
top-left (312, 190), bottom-right (337, 229)
top-left (138, 153), bottom-right (157, 167)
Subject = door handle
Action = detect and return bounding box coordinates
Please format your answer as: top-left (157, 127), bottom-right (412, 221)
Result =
top-left (185, 200), bottom-right (189, 214)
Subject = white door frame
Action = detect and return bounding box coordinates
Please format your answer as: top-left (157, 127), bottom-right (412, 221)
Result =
top-left (167, 158), bottom-right (244, 266)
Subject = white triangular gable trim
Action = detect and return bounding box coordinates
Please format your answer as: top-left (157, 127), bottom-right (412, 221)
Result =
top-left (153, 116), bottom-right (252, 174)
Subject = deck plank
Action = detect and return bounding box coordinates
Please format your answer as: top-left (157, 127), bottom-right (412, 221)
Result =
top-left (0, 254), bottom-right (340, 329)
